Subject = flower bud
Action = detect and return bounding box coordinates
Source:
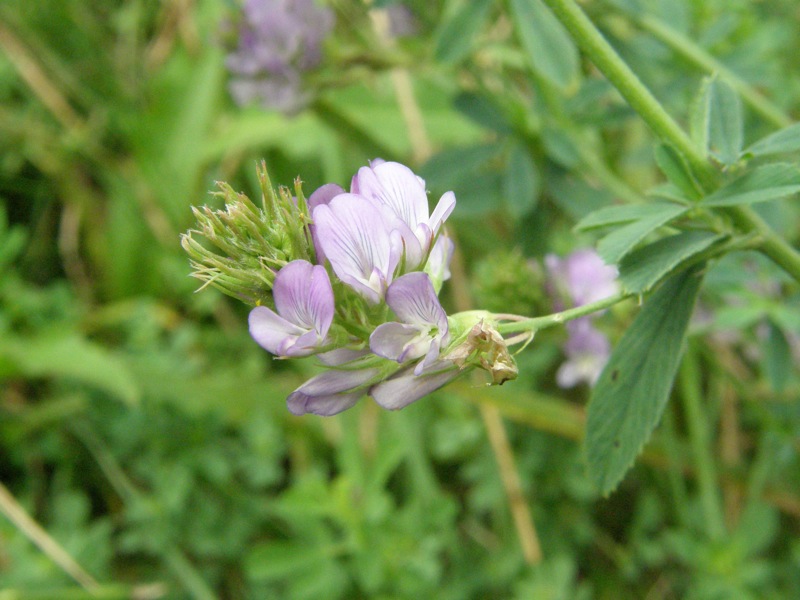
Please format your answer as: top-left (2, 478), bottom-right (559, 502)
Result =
top-left (180, 162), bottom-right (315, 306)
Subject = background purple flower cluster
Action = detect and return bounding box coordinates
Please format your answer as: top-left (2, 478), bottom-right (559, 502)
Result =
top-left (545, 249), bottom-right (618, 388)
top-left (225, 0), bottom-right (334, 113)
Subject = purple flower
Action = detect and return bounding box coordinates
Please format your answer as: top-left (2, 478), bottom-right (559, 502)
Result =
top-left (545, 248), bottom-right (618, 309)
top-left (312, 193), bottom-right (402, 304)
top-left (249, 260), bottom-right (333, 357)
top-left (370, 359), bottom-right (460, 410)
top-left (556, 318), bottom-right (611, 388)
top-left (370, 272), bottom-right (449, 374)
top-left (225, 0), bottom-right (334, 113)
top-left (352, 161), bottom-right (456, 270)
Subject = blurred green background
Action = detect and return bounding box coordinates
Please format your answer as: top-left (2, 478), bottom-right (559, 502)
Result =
top-left (1, 0), bottom-right (799, 598)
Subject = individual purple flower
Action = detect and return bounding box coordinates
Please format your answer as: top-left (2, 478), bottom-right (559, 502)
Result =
top-left (352, 161), bottom-right (456, 270)
top-left (248, 260), bottom-right (333, 357)
top-left (370, 359), bottom-right (460, 410)
top-left (312, 193), bottom-right (403, 304)
top-left (370, 272), bottom-right (450, 374)
top-left (225, 0), bottom-right (334, 113)
top-left (556, 318), bottom-right (611, 388)
top-left (545, 248), bottom-right (618, 309)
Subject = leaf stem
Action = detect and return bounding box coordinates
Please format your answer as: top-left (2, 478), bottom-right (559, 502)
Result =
top-left (495, 292), bottom-right (632, 335)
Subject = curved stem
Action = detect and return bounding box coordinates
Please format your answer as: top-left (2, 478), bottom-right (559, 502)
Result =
top-left (495, 292), bottom-right (633, 335)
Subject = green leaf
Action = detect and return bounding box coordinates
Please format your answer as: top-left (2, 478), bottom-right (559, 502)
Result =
top-left (510, 0), bottom-right (580, 91)
top-left (596, 204), bottom-right (688, 264)
top-left (1, 333), bottom-right (140, 405)
top-left (703, 163), bottom-right (800, 207)
top-left (699, 77), bottom-right (743, 166)
top-left (586, 267), bottom-right (704, 495)
top-left (435, 0), bottom-right (493, 63)
top-left (745, 122), bottom-right (800, 158)
top-left (504, 143), bottom-right (540, 216)
top-left (575, 201), bottom-right (686, 232)
top-left (654, 143), bottom-right (702, 199)
top-left (619, 230), bottom-right (724, 293)
top-left (763, 320), bottom-right (792, 393)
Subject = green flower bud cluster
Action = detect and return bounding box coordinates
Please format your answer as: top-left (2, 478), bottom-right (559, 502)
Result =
top-left (180, 162), bottom-right (314, 307)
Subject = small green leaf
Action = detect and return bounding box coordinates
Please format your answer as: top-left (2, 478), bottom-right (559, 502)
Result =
top-left (435, 0), bottom-right (493, 63)
top-left (703, 163), bottom-right (800, 207)
top-left (504, 143), bottom-right (540, 216)
top-left (654, 143), bottom-right (702, 200)
top-left (510, 0), bottom-right (580, 91)
top-left (596, 204), bottom-right (688, 264)
top-left (454, 92), bottom-right (512, 133)
top-left (690, 75), bottom-right (745, 165)
top-left (586, 267), bottom-right (704, 495)
top-left (620, 230), bottom-right (724, 293)
top-left (575, 201), bottom-right (686, 232)
top-left (745, 122), bottom-right (800, 158)
top-left (763, 320), bottom-right (792, 393)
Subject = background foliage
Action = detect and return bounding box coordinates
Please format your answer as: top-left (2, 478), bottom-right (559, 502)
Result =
top-left (1, 0), bottom-right (799, 598)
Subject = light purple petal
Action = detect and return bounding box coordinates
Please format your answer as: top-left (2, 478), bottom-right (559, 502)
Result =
top-left (370, 322), bottom-right (428, 362)
top-left (313, 194), bottom-right (400, 303)
top-left (385, 272), bottom-right (448, 333)
top-left (273, 260), bottom-right (334, 337)
top-left (308, 183), bottom-right (345, 265)
top-left (370, 362), bottom-right (460, 410)
top-left (249, 305), bottom-right (306, 355)
top-left (354, 161), bottom-right (429, 228)
top-left (287, 367), bottom-right (380, 416)
top-left (428, 191), bottom-right (456, 236)
top-left (425, 234), bottom-right (454, 287)
top-left (546, 249), bottom-right (619, 309)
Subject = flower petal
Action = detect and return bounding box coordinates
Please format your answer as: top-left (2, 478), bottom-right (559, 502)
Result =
top-left (370, 322), bottom-right (427, 362)
top-left (428, 191), bottom-right (456, 236)
top-left (273, 260), bottom-right (334, 337)
top-left (248, 305), bottom-right (306, 355)
top-left (370, 362), bottom-right (460, 410)
top-left (308, 183), bottom-right (345, 265)
top-left (385, 272), bottom-right (448, 333)
top-left (313, 194), bottom-right (400, 303)
top-left (286, 367), bottom-right (380, 416)
top-left (354, 161), bottom-right (429, 229)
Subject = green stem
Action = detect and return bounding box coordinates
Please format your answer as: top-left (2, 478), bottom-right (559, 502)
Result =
top-left (539, 0), bottom-right (717, 188)
top-left (495, 292), bottom-right (632, 335)
top-left (726, 205), bottom-right (800, 283)
top-left (679, 344), bottom-right (726, 540)
top-left (540, 0), bottom-right (800, 285)
top-left (633, 14), bottom-right (792, 128)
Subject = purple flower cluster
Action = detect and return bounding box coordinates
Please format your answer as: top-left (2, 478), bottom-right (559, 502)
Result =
top-left (249, 160), bottom-right (460, 416)
top-left (225, 0), bottom-right (334, 113)
top-left (545, 249), bottom-right (618, 388)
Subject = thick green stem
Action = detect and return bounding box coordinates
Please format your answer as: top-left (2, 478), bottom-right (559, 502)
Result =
top-left (539, 0), bottom-right (717, 188)
top-left (495, 292), bottom-right (631, 335)
top-left (540, 0), bottom-right (800, 285)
